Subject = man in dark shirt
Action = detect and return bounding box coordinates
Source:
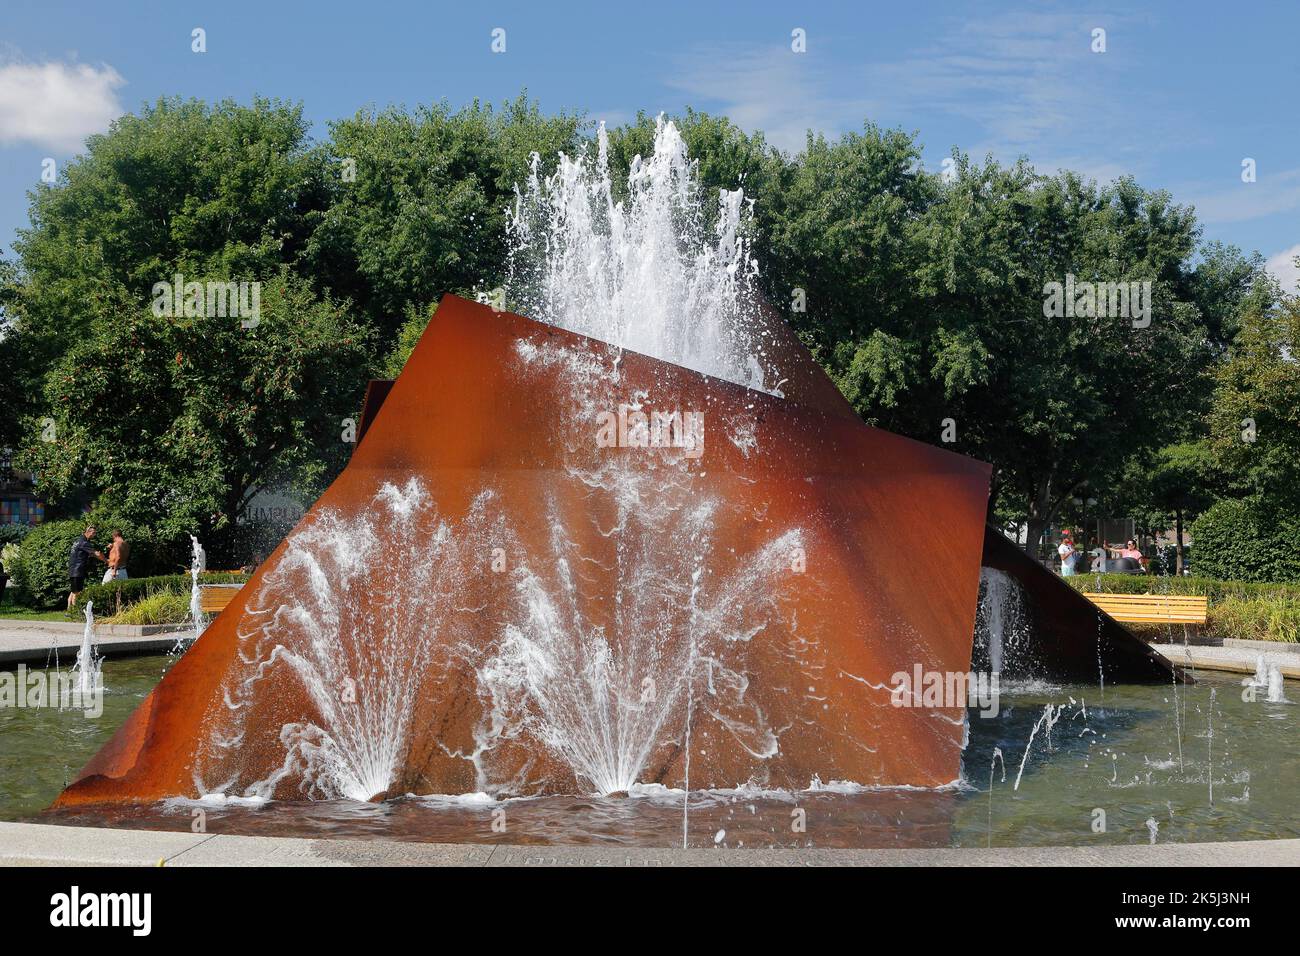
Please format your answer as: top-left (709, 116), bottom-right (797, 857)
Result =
top-left (68, 525), bottom-right (105, 611)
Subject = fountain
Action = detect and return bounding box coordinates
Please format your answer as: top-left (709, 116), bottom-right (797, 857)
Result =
top-left (186, 535), bottom-right (207, 645)
top-left (1265, 666), bottom-right (1288, 704)
top-left (54, 119), bottom-right (1177, 810)
top-left (71, 601), bottom-right (101, 698)
top-left (974, 567), bottom-right (1037, 676)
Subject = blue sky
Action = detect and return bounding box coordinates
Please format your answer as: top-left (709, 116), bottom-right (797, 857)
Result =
top-left (2, 0), bottom-right (1297, 287)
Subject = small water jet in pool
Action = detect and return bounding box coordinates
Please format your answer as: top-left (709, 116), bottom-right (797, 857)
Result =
top-left (1243, 655), bottom-right (1268, 689)
top-left (173, 536), bottom-right (208, 656)
top-left (71, 601), bottom-right (101, 697)
top-left (1265, 666), bottom-right (1288, 704)
top-left (189, 535), bottom-right (207, 639)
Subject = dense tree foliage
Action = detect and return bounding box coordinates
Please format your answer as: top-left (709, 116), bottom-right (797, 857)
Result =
top-left (0, 93), bottom-right (1289, 578)
top-left (19, 272), bottom-right (368, 544)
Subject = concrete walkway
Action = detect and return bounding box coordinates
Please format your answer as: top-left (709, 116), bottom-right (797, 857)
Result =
top-left (0, 821), bottom-right (1295, 867)
top-left (0, 619), bottom-right (186, 665)
top-left (1154, 641), bottom-right (1300, 679)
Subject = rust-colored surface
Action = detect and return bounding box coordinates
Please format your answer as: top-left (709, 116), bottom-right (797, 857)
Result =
top-left (355, 379), bottom-right (395, 446)
top-left (58, 294), bottom-right (998, 805)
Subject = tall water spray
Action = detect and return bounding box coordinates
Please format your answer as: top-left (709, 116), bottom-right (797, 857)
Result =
top-left (188, 535), bottom-right (207, 644)
top-left (72, 600), bottom-right (101, 696)
top-left (483, 117), bottom-right (802, 796)
top-left (504, 116), bottom-right (770, 392)
top-left (202, 480), bottom-right (518, 801)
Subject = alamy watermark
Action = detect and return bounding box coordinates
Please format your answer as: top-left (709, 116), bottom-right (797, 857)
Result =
top-left (0, 664), bottom-right (103, 717)
top-left (151, 273), bottom-right (261, 328)
top-left (1043, 274), bottom-right (1152, 328)
top-left (595, 404), bottom-right (704, 459)
top-left (890, 666), bottom-right (1000, 718)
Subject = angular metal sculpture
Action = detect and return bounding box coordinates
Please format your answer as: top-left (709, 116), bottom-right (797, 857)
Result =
top-left (55, 294), bottom-right (1171, 808)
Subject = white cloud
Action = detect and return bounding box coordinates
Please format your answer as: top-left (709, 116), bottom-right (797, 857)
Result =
top-left (1266, 243), bottom-right (1300, 294)
top-left (664, 45), bottom-right (873, 153)
top-left (0, 59), bottom-right (125, 152)
top-left (864, 11), bottom-right (1171, 176)
top-left (665, 11), bottom-right (1171, 176)
top-left (1186, 168), bottom-right (1300, 226)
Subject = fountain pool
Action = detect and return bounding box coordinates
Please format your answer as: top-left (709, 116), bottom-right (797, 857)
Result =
top-left (12, 656), bottom-right (1295, 848)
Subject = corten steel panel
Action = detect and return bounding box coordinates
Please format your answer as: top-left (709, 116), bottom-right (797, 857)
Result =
top-left (57, 295), bottom-right (994, 805)
top-left (981, 528), bottom-right (1181, 684)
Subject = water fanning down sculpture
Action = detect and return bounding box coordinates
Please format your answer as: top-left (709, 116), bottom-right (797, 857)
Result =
top-left (56, 119), bottom-right (1173, 808)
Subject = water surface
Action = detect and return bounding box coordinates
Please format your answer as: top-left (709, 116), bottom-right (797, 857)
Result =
top-left (7, 656), bottom-right (1295, 848)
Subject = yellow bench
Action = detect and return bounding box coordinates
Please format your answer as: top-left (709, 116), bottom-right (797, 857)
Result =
top-left (1082, 592), bottom-right (1208, 625)
top-left (198, 585), bottom-right (243, 616)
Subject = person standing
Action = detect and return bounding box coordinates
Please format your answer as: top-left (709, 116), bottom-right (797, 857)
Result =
top-left (101, 530), bottom-right (130, 584)
top-left (1057, 532), bottom-right (1077, 577)
top-left (68, 525), bottom-right (105, 610)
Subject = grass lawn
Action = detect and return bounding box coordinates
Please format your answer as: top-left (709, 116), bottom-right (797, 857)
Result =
top-left (0, 592), bottom-right (67, 622)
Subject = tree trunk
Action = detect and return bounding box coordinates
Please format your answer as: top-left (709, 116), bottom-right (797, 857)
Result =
top-left (1174, 508), bottom-right (1184, 575)
top-left (1024, 475), bottom-right (1054, 562)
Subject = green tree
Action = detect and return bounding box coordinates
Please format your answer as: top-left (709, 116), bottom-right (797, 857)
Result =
top-left (13, 97), bottom-right (329, 354)
top-left (17, 272), bottom-right (371, 544)
top-left (315, 95), bottom-right (582, 342)
top-left (1205, 285), bottom-right (1300, 511)
top-left (1143, 441), bottom-right (1218, 572)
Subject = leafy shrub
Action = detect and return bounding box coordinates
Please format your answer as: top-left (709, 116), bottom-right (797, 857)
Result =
top-left (6, 519), bottom-right (86, 609)
top-left (0, 523), bottom-right (31, 547)
top-left (1189, 498), bottom-right (1300, 583)
top-left (0, 542), bottom-right (20, 581)
top-left (103, 590), bottom-right (191, 626)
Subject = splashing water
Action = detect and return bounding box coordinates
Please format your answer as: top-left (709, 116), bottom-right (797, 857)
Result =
top-left (1265, 666), bottom-right (1288, 704)
top-left (1013, 704), bottom-right (1063, 791)
top-left (1207, 687), bottom-right (1217, 806)
top-left (186, 535), bottom-right (208, 648)
top-left (72, 600), bottom-right (101, 696)
top-left (202, 480), bottom-right (500, 802)
top-left (504, 116), bottom-right (770, 392)
top-left (976, 568), bottom-right (1032, 675)
top-left (474, 489), bottom-right (803, 796)
top-left (194, 120), bottom-right (813, 806)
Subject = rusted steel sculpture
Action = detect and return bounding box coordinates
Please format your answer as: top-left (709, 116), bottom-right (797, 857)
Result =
top-left (55, 294), bottom-right (1171, 808)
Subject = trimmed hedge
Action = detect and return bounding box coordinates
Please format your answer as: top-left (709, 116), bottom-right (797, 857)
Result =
top-left (1189, 498), bottom-right (1300, 583)
top-left (68, 571), bottom-right (248, 619)
top-left (1066, 573), bottom-right (1300, 603)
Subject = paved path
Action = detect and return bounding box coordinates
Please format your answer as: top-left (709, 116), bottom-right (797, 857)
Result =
top-left (1154, 641), bottom-right (1300, 679)
top-left (0, 619), bottom-right (186, 665)
top-left (0, 822), bottom-right (1294, 867)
